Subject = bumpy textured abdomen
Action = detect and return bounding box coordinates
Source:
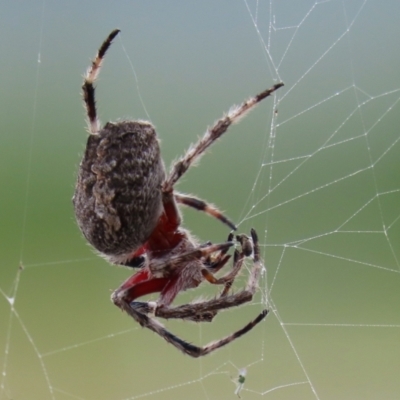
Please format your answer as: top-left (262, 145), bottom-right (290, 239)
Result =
top-left (73, 121), bottom-right (165, 261)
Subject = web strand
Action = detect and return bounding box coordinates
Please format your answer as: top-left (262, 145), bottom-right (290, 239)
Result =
top-left (1, 1), bottom-right (400, 399)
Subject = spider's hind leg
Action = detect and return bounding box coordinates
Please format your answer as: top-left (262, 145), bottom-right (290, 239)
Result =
top-left (82, 29), bottom-right (120, 134)
top-left (116, 295), bottom-right (268, 357)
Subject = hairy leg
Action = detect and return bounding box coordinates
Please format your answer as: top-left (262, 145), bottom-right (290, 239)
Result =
top-left (175, 192), bottom-right (236, 230)
top-left (114, 294), bottom-right (268, 357)
top-left (163, 83), bottom-right (284, 192)
top-left (82, 29), bottom-right (120, 134)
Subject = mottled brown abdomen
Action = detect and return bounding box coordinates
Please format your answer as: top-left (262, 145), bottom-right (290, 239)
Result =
top-left (73, 121), bottom-right (166, 261)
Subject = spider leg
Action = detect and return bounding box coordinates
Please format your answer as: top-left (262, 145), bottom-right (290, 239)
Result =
top-left (215, 250), bottom-right (245, 297)
top-left (175, 192), bottom-right (236, 230)
top-left (163, 83), bottom-right (284, 192)
top-left (82, 29), bottom-right (120, 134)
top-left (114, 295), bottom-right (267, 357)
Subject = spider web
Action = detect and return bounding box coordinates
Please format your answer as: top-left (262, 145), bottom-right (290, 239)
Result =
top-left (1, 1), bottom-right (400, 399)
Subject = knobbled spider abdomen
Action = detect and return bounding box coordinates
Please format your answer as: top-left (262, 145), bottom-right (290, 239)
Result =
top-left (73, 121), bottom-right (165, 261)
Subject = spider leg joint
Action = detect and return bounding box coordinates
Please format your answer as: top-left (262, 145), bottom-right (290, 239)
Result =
top-left (131, 301), bottom-right (157, 315)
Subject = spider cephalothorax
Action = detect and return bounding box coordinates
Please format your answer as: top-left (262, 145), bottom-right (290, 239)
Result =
top-left (73, 29), bottom-right (283, 357)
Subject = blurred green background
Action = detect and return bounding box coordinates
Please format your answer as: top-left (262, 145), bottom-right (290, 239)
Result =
top-left (1, 1), bottom-right (400, 399)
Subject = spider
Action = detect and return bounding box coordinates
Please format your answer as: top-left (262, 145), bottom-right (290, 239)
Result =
top-left (73, 29), bottom-right (283, 357)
